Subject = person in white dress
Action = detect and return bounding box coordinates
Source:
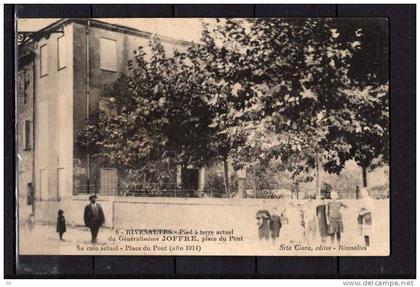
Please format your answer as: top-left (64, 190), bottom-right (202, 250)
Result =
top-left (280, 202), bottom-right (305, 243)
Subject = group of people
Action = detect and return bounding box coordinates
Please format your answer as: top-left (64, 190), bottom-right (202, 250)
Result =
top-left (56, 194), bottom-right (105, 243)
top-left (256, 190), bottom-right (373, 247)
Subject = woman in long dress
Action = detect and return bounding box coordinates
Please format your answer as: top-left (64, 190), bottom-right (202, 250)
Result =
top-left (280, 202), bottom-right (305, 243)
top-left (316, 198), bottom-right (328, 243)
top-left (256, 209), bottom-right (271, 241)
top-left (305, 202), bottom-right (317, 243)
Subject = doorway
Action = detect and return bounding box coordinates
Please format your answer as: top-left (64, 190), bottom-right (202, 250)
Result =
top-left (181, 168), bottom-right (199, 190)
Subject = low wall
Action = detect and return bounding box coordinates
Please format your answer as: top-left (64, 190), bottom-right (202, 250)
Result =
top-left (31, 196), bottom-right (285, 229)
top-left (113, 197), bottom-right (286, 236)
top-left (29, 196), bottom-right (388, 236)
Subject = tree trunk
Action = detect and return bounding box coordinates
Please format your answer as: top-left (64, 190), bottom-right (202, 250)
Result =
top-left (315, 151), bottom-right (320, 199)
top-left (362, 166), bottom-right (368, 188)
top-left (223, 160), bottom-right (230, 197)
top-left (181, 163), bottom-right (187, 190)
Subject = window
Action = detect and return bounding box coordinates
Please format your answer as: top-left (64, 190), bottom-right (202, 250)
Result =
top-left (99, 38), bottom-right (117, 72)
top-left (40, 44), bottom-right (48, 76)
top-left (27, 183), bottom-right (33, 205)
top-left (23, 69), bottom-right (30, 104)
top-left (57, 35), bottom-right (66, 70)
top-left (181, 168), bottom-right (199, 190)
top-left (18, 72), bottom-right (25, 103)
top-left (23, 120), bottom-right (31, 150)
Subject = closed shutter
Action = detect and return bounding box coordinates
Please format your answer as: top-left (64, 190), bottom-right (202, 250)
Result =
top-left (100, 168), bottom-right (118, 195)
top-left (57, 35), bottom-right (67, 69)
top-left (24, 120), bottom-right (31, 149)
top-left (99, 38), bottom-right (117, 71)
top-left (40, 44), bottom-right (48, 76)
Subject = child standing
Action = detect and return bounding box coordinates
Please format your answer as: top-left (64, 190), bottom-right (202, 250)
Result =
top-left (357, 207), bottom-right (372, 247)
top-left (56, 209), bottom-right (66, 241)
top-left (358, 187), bottom-right (374, 247)
top-left (327, 191), bottom-right (348, 244)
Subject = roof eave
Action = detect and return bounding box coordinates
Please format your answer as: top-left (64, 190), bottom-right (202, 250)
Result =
top-left (22, 18), bottom-right (192, 47)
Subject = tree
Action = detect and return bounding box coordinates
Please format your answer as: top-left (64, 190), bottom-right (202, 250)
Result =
top-left (79, 40), bottom-right (218, 191)
top-left (80, 18), bottom-right (389, 195)
top-left (194, 20), bottom-right (363, 188)
top-left (199, 18), bottom-right (388, 191)
top-left (320, 182), bottom-right (333, 199)
top-left (342, 84), bottom-right (389, 187)
top-left (333, 19), bottom-right (389, 187)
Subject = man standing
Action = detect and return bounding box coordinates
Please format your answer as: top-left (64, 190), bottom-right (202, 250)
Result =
top-left (84, 195), bottom-right (105, 243)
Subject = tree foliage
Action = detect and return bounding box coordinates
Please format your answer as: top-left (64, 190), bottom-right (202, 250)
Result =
top-left (197, 18), bottom-right (388, 180)
top-left (80, 40), bottom-right (217, 173)
top-left (79, 18), bottom-right (389, 190)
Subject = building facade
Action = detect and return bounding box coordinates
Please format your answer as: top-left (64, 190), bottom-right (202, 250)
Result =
top-left (17, 19), bottom-right (194, 223)
top-left (17, 41), bottom-right (36, 217)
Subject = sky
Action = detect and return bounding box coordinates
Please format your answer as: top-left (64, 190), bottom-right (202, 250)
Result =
top-left (17, 18), bottom-right (205, 42)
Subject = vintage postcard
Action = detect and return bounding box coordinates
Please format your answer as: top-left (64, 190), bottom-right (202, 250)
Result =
top-left (16, 18), bottom-right (389, 256)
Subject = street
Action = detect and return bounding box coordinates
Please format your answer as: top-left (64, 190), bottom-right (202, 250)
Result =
top-left (19, 199), bottom-right (389, 256)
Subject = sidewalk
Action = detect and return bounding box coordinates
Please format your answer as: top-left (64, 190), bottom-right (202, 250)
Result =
top-left (19, 221), bottom-right (115, 255)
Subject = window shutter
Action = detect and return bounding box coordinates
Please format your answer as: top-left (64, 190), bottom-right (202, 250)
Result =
top-left (24, 120), bottom-right (31, 150)
top-left (40, 44), bottom-right (48, 76)
top-left (100, 168), bottom-right (118, 195)
top-left (99, 38), bottom-right (117, 72)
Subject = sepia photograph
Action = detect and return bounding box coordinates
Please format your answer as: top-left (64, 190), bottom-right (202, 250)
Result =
top-left (16, 17), bottom-right (389, 256)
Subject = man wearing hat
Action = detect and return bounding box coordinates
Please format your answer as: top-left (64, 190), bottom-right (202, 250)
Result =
top-left (84, 195), bottom-right (105, 243)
